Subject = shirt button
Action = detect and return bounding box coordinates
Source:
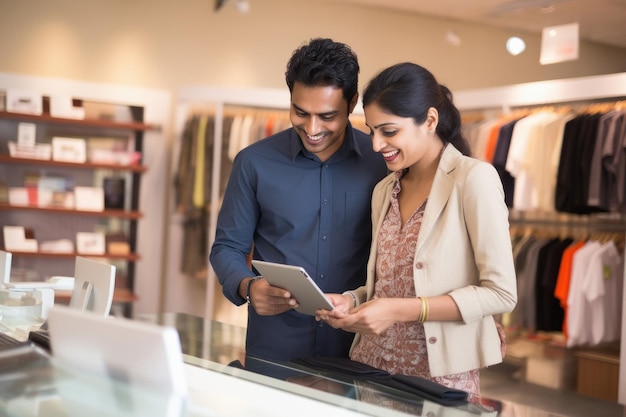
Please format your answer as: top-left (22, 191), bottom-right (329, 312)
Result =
top-left (415, 262), bottom-right (424, 269)
top-left (323, 199), bottom-right (329, 205)
top-left (322, 235), bottom-right (327, 241)
top-left (320, 274), bottom-right (325, 280)
top-left (429, 337), bottom-right (437, 344)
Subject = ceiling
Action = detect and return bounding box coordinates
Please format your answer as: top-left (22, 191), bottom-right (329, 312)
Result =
top-left (332, 0), bottom-right (626, 49)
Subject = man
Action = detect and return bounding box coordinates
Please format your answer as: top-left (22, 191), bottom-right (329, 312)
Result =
top-left (209, 38), bottom-right (387, 363)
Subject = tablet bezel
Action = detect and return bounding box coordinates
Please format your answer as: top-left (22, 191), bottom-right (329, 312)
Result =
top-left (251, 260), bottom-right (334, 316)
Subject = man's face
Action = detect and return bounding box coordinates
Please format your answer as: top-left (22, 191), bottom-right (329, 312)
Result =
top-left (290, 82), bottom-right (356, 163)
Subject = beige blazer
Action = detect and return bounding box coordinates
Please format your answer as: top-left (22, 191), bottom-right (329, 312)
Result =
top-left (351, 144), bottom-right (517, 377)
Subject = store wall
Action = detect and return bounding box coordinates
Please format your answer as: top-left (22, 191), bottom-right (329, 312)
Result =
top-left (1, 0), bottom-right (625, 316)
top-left (0, 0), bottom-right (625, 93)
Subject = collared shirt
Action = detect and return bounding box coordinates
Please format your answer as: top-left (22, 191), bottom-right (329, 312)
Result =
top-left (210, 123), bottom-right (387, 361)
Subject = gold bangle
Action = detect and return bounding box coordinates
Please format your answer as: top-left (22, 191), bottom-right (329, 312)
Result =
top-left (418, 296), bottom-right (429, 323)
top-left (418, 296), bottom-right (424, 322)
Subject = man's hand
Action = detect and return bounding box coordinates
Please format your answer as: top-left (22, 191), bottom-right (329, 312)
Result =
top-left (244, 277), bottom-right (299, 316)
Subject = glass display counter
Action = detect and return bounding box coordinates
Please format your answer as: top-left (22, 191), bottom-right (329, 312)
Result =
top-left (0, 312), bottom-right (568, 416)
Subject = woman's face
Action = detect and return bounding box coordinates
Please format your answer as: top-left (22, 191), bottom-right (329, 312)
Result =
top-left (364, 102), bottom-right (439, 172)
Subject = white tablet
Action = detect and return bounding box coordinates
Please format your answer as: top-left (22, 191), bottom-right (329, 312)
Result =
top-left (251, 260), bottom-right (334, 316)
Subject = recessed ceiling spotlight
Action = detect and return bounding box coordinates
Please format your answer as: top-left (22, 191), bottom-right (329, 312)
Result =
top-left (506, 36), bottom-right (526, 55)
top-left (446, 30), bottom-right (462, 47)
top-left (235, 0), bottom-right (250, 13)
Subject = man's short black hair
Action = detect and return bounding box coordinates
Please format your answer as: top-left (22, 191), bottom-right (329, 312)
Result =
top-left (285, 38), bottom-right (360, 104)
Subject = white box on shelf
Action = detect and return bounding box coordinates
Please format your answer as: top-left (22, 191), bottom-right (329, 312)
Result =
top-left (8, 188), bottom-right (29, 206)
top-left (8, 142), bottom-right (52, 160)
top-left (76, 232), bottom-right (106, 255)
top-left (5, 89), bottom-right (43, 115)
top-left (39, 239), bottom-right (74, 254)
top-left (52, 137), bottom-right (87, 163)
top-left (49, 95), bottom-right (85, 119)
top-left (73, 186), bottom-right (104, 211)
top-left (89, 149), bottom-right (141, 165)
top-left (2, 226), bottom-right (38, 252)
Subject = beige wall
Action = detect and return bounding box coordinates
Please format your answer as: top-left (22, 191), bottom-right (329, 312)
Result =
top-left (0, 0), bottom-right (625, 93)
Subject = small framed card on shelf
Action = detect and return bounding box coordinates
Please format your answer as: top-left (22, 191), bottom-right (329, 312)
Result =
top-left (52, 137), bottom-right (87, 163)
top-left (17, 123), bottom-right (36, 148)
top-left (76, 232), bottom-right (106, 255)
top-left (74, 186), bottom-right (104, 211)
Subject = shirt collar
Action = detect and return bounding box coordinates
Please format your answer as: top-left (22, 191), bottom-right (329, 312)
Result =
top-left (289, 121), bottom-right (364, 163)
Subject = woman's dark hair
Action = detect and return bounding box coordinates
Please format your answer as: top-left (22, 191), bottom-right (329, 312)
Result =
top-left (285, 38), bottom-right (360, 105)
top-left (362, 62), bottom-right (471, 156)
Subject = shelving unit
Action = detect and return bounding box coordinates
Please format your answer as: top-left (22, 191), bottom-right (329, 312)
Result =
top-left (0, 102), bottom-right (158, 316)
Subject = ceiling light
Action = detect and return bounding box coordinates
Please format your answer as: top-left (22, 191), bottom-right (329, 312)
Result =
top-left (506, 36), bottom-right (526, 55)
top-left (446, 30), bottom-right (462, 47)
top-left (235, 0), bottom-right (250, 13)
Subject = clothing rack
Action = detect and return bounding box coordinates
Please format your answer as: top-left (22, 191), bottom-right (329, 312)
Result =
top-left (461, 98), bottom-right (626, 126)
top-left (509, 210), bottom-right (626, 229)
top-left (172, 90), bottom-right (294, 325)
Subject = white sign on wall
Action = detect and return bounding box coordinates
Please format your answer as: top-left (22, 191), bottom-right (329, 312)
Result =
top-left (540, 22), bottom-right (579, 65)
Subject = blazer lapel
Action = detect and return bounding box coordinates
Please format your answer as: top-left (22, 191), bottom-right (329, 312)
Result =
top-left (415, 145), bottom-right (460, 254)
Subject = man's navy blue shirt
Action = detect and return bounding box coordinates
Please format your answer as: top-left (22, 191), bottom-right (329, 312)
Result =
top-left (210, 123), bottom-right (387, 362)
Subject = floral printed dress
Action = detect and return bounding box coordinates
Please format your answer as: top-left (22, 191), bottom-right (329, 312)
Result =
top-left (351, 169), bottom-right (481, 402)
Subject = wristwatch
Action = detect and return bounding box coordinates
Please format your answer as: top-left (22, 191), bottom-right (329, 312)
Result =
top-left (246, 277), bottom-right (259, 304)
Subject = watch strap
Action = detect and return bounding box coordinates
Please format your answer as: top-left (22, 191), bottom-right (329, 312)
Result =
top-left (246, 277), bottom-right (259, 304)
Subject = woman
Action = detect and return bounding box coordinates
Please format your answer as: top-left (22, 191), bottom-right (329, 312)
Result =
top-left (317, 62), bottom-right (517, 402)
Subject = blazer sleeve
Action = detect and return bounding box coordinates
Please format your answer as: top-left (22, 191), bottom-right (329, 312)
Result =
top-left (448, 161), bottom-right (518, 323)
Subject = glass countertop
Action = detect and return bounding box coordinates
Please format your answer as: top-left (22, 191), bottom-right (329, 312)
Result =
top-left (0, 311), bottom-right (569, 417)
top-left (139, 313), bottom-right (564, 417)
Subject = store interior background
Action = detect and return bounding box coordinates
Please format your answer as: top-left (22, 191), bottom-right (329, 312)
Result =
top-left (1, 0), bottom-right (625, 327)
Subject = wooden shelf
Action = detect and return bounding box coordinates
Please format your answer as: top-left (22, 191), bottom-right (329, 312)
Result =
top-left (0, 110), bottom-right (159, 131)
top-left (55, 287), bottom-right (139, 304)
top-left (0, 203), bottom-right (143, 219)
top-left (3, 250), bottom-right (141, 261)
top-left (0, 154), bottom-right (147, 173)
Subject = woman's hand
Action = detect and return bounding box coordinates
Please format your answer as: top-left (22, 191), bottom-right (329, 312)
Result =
top-left (319, 298), bottom-right (400, 335)
top-left (315, 293), bottom-right (353, 321)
